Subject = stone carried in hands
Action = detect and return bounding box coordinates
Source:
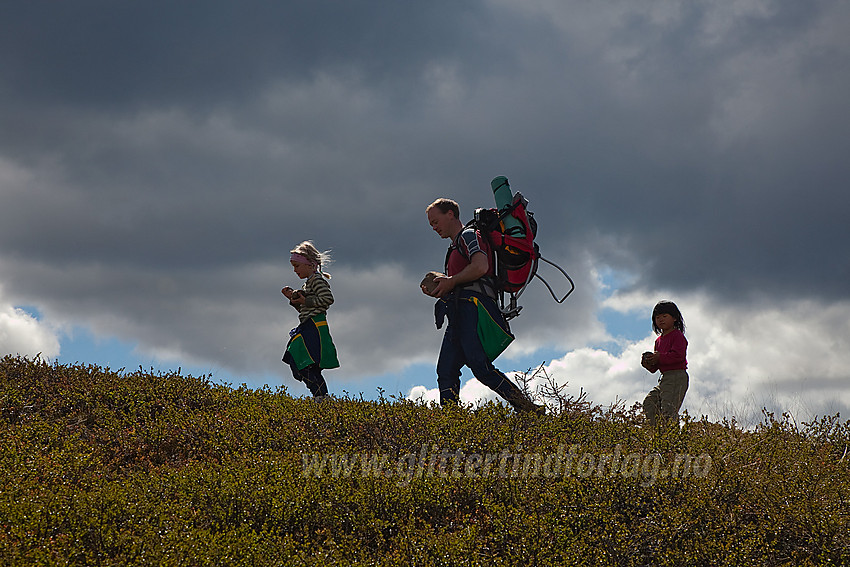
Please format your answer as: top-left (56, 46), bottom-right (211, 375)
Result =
top-left (420, 271), bottom-right (444, 295)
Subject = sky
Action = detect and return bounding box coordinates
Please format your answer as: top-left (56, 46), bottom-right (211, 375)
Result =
top-left (2, 0), bottom-right (849, 425)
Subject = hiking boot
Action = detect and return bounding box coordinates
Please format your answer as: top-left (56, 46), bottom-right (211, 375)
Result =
top-left (505, 390), bottom-right (546, 415)
top-left (517, 398), bottom-right (547, 415)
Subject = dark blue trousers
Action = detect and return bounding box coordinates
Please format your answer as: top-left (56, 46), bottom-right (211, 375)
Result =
top-left (436, 293), bottom-right (519, 405)
top-left (283, 357), bottom-right (328, 397)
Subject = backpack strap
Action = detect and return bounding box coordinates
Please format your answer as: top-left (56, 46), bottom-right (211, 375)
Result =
top-left (444, 222), bottom-right (475, 271)
top-left (446, 226), bottom-right (498, 300)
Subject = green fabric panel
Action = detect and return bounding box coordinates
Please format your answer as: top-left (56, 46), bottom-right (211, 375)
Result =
top-left (285, 313), bottom-right (339, 370)
top-left (286, 333), bottom-right (316, 370)
top-left (471, 296), bottom-right (514, 361)
top-left (315, 316), bottom-right (340, 369)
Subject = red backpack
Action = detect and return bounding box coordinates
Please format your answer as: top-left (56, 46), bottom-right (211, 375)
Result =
top-left (467, 189), bottom-right (574, 320)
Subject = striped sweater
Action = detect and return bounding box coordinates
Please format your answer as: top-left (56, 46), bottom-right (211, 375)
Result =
top-left (294, 272), bottom-right (334, 323)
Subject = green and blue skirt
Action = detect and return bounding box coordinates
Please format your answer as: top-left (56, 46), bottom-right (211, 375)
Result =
top-left (283, 313), bottom-right (340, 370)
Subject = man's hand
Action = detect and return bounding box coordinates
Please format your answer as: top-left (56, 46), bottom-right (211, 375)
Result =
top-left (420, 271), bottom-right (443, 296)
top-left (431, 275), bottom-right (456, 298)
top-left (427, 252), bottom-right (489, 298)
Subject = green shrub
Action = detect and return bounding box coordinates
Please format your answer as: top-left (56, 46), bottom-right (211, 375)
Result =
top-left (1, 355), bottom-right (848, 565)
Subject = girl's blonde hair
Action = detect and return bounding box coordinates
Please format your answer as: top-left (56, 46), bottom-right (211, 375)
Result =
top-left (291, 240), bottom-right (332, 279)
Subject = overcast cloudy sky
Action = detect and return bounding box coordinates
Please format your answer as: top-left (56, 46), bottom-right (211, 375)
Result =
top-left (2, 0), bottom-right (849, 424)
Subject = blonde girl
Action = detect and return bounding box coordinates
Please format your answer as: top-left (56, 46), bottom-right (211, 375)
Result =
top-left (281, 241), bottom-right (339, 398)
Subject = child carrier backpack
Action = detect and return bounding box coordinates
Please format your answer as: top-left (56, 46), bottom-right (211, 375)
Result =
top-left (465, 177), bottom-right (575, 320)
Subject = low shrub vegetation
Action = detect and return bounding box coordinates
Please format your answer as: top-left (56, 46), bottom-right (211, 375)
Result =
top-left (1, 355), bottom-right (848, 565)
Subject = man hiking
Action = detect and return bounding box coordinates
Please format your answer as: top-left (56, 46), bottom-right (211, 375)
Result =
top-left (423, 198), bottom-right (545, 414)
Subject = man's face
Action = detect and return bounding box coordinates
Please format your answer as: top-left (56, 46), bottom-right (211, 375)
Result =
top-left (427, 207), bottom-right (455, 239)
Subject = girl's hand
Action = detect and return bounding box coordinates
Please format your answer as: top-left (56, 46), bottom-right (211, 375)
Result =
top-left (641, 352), bottom-right (660, 372)
top-left (290, 291), bottom-right (305, 305)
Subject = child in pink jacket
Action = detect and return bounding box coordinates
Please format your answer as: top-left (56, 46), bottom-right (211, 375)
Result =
top-left (641, 301), bottom-right (689, 426)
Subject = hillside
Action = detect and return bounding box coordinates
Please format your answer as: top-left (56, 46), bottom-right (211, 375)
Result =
top-left (1, 356), bottom-right (848, 565)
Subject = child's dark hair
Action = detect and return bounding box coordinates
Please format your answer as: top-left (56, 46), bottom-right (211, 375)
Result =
top-left (652, 300), bottom-right (685, 335)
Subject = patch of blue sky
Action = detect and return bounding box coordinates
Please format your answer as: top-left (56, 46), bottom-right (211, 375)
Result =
top-left (51, 324), bottom-right (267, 389)
top-left (592, 266), bottom-right (651, 354)
top-left (597, 308), bottom-right (651, 348)
top-left (14, 304), bottom-right (44, 320)
top-left (594, 265), bottom-right (638, 296)
top-left (333, 363), bottom-right (435, 401)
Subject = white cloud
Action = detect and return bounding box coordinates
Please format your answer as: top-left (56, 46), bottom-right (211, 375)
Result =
top-left (408, 290), bottom-right (850, 424)
top-left (0, 291), bottom-right (60, 359)
top-left (407, 385), bottom-right (439, 405)
top-left (406, 375), bottom-right (503, 408)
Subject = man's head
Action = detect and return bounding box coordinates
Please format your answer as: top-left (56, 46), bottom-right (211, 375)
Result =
top-left (426, 198), bottom-right (463, 240)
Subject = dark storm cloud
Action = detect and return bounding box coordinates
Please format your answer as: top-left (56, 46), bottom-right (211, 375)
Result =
top-left (1, 0), bottom-right (849, 379)
top-left (531, 0), bottom-right (850, 301)
top-left (0, 1), bottom-right (491, 109)
top-left (0, 0), bottom-right (519, 272)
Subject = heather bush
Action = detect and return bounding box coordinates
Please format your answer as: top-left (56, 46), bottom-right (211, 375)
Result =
top-left (1, 355), bottom-right (848, 565)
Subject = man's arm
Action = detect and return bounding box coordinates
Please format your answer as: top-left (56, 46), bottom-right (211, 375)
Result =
top-left (431, 252), bottom-right (488, 297)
